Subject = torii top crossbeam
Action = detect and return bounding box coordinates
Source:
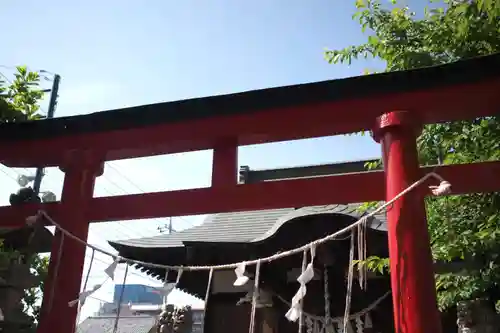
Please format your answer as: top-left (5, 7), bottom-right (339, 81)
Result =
top-left (0, 54), bottom-right (499, 167)
top-left (0, 53), bottom-right (499, 333)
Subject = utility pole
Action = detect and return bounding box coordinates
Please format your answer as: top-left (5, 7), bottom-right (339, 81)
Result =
top-left (158, 217), bottom-right (174, 234)
top-left (33, 73), bottom-right (61, 194)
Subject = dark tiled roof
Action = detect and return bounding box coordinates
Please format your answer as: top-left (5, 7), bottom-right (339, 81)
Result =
top-left (110, 204), bottom-right (386, 249)
top-left (77, 316), bottom-right (155, 333)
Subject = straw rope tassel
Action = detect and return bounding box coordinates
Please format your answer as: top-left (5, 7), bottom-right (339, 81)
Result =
top-left (357, 217), bottom-right (367, 290)
top-left (343, 229), bottom-right (355, 333)
top-left (162, 269), bottom-right (170, 309)
top-left (113, 264), bottom-right (129, 333)
top-left (75, 249), bottom-right (95, 327)
top-left (248, 260), bottom-right (262, 333)
top-left (323, 265), bottom-right (332, 333)
top-left (47, 232), bottom-right (65, 315)
top-left (203, 268), bottom-right (214, 322)
top-left (299, 250), bottom-right (308, 333)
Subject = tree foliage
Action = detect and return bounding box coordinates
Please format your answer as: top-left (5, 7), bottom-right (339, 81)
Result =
top-left (24, 253), bottom-right (49, 323)
top-left (0, 67), bottom-right (49, 324)
top-left (326, 0), bottom-right (500, 310)
top-left (0, 66), bottom-right (45, 123)
top-left (0, 241), bottom-right (49, 325)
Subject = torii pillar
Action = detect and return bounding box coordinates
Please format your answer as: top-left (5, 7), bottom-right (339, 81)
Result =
top-left (372, 111), bottom-right (441, 333)
top-left (37, 150), bottom-right (103, 333)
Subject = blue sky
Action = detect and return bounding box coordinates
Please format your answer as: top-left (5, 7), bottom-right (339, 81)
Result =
top-left (1, 0), bottom-right (429, 322)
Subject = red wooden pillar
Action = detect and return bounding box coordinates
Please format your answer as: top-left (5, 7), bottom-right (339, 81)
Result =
top-left (38, 150), bottom-right (103, 333)
top-left (212, 138), bottom-right (238, 187)
top-left (372, 111), bottom-right (441, 333)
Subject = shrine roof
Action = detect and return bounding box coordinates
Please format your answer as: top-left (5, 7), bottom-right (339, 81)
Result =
top-left (109, 203), bottom-right (386, 251)
top-left (109, 159), bottom-right (386, 252)
top-left (0, 52), bottom-right (499, 143)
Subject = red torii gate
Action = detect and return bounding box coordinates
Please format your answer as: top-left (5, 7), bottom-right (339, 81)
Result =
top-left (0, 53), bottom-right (499, 333)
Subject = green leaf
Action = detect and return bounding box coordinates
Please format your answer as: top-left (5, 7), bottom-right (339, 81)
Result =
top-left (0, 66), bottom-right (45, 123)
top-left (326, 0), bottom-right (500, 310)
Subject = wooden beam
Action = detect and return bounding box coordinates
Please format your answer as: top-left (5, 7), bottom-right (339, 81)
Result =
top-left (0, 161), bottom-right (498, 228)
top-left (1, 78), bottom-right (499, 167)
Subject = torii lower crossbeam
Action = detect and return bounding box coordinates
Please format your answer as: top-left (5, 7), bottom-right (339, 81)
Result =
top-left (0, 161), bottom-right (498, 227)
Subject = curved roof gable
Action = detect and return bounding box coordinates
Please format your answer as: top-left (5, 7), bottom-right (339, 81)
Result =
top-left (109, 203), bottom-right (385, 250)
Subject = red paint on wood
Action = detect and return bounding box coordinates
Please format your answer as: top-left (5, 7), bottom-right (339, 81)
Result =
top-left (0, 161), bottom-right (498, 228)
top-left (37, 152), bottom-right (103, 333)
top-left (212, 139), bottom-right (238, 187)
top-left (1, 79), bottom-right (499, 167)
top-left (373, 111), bottom-right (441, 333)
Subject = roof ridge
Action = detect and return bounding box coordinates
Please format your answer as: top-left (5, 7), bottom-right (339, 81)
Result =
top-left (110, 203), bottom-right (386, 250)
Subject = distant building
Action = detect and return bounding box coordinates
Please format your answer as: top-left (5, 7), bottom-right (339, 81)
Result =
top-left (78, 284), bottom-right (204, 333)
top-left (113, 284), bottom-right (164, 305)
top-left (95, 284), bottom-right (164, 316)
top-left (79, 304), bottom-right (204, 333)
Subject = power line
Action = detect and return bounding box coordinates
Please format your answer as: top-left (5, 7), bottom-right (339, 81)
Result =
top-left (0, 166), bottom-right (147, 241)
top-left (97, 180), bottom-right (168, 237)
top-left (0, 65), bottom-right (16, 70)
top-left (0, 168), bottom-right (161, 240)
top-left (0, 70), bottom-right (13, 85)
top-left (0, 165), bottom-right (20, 185)
top-left (0, 83), bottom-right (195, 236)
top-left (0, 64), bottom-right (56, 75)
top-left (87, 295), bottom-right (111, 304)
top-left (0, 163), bottom-right (180, 240)
top-left (104, 164), bottom-right (194, 230)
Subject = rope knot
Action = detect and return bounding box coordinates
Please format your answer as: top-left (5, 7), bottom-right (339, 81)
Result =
top-left (429, 180), bottom-right (451, 196)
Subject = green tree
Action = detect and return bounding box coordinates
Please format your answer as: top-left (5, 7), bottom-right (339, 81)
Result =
top-left (0, 66), bottom-right (45, 122)
top-left (325, 0), bottom-right (500, 314)
top-left (0, 66), bottom-right (49, 326)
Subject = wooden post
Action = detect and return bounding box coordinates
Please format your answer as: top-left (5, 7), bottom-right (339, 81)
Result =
top-left (212, 138), bottom-right (238, 187)
top-left (372, 111), bottom-right (441, 333)
top-left (37, 150), bottom-right (103, 333)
